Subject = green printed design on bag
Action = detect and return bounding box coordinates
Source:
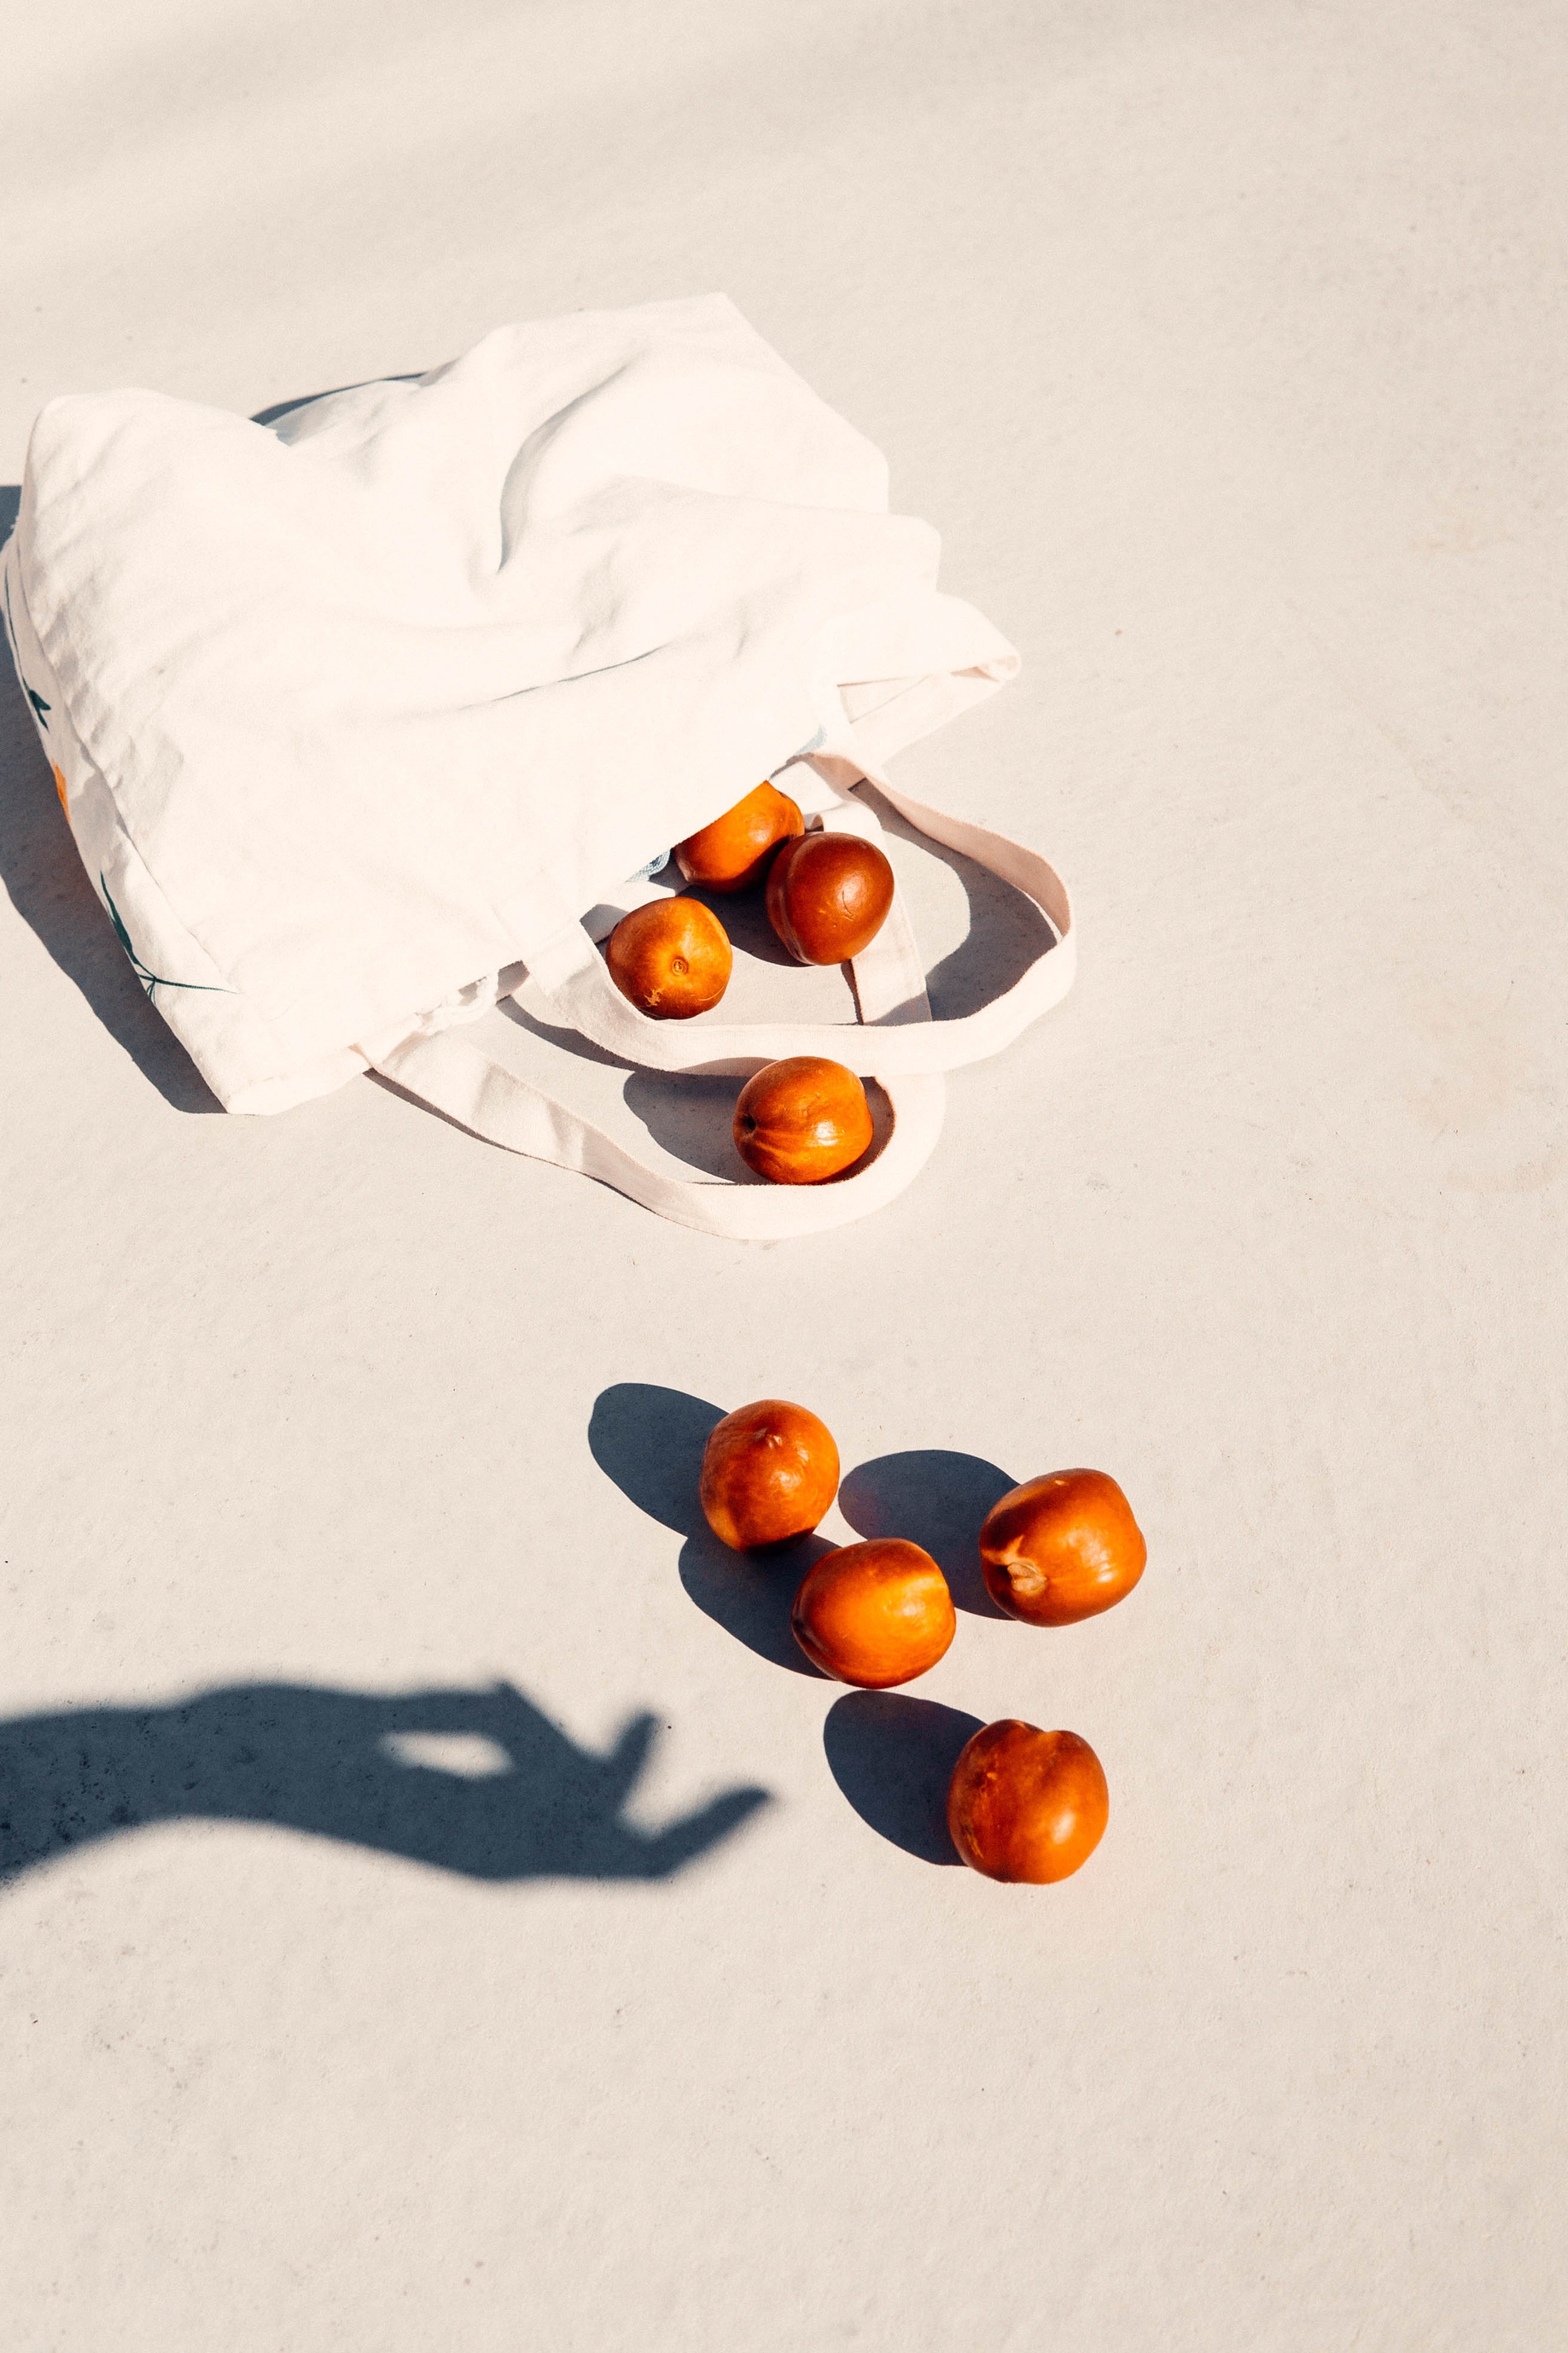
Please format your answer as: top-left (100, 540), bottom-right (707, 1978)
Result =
top-left (101, 876), bottom-right (232, 1001)
top-left (3, 571), bottom-right (51, 730)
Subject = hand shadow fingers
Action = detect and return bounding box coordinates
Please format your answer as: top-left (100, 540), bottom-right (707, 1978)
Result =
top-left (600, 1710), bottom-right (660, 1805)
top-left (631, 1784), bottom-right (772, 1878)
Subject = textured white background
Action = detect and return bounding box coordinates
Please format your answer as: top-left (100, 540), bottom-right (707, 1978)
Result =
top-left (3, 3), bottom-right (1565, 2346)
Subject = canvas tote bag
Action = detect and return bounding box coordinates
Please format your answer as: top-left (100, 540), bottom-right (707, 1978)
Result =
top-left (3, 295), bottom-right (1074, 1237)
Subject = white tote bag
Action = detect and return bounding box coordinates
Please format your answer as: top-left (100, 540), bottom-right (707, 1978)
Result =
top-left (3, 295), bottom-right (1074, 1237)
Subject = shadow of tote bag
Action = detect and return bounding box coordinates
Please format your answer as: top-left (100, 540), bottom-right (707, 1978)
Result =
top-left (3, 295), bottom-right (1074, 1238)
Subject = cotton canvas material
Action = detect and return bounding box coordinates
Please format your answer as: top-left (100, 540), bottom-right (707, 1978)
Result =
top-left (3, 294), bottom-right (1072, 1230)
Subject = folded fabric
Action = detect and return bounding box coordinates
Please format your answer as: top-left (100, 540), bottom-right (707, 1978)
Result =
top-left (4, 295), bottom-right (1023, 1114)
top-left (5, 295), bottom-right (1075, 1235)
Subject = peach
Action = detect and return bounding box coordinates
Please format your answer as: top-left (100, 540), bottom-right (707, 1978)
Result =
top-left (791, 1538), bottom-right (956, 1687)
top-left (732, 1056), bottom-right (873, 1185)
top-left (766, 832), bottom-right (895, 965)
top-left (947, 1721), bottom-right (1109, 1883)
top-left (979, 1469), bottom-right (1146, 1626)
top-left (675, 782), bottom-right (804, 893)
top-left (606, 896), bottom-right (732, 1019)
top-left (699, 1398), bottom-right (840, 1550)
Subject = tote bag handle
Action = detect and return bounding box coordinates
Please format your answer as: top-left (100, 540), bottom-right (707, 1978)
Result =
top-left (372, 778), bottom-right (1071, 1237)
top-left (517, 769), bottom-right (1073, 1077)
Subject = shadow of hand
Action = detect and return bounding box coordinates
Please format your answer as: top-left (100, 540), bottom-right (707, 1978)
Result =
top-left (0, 1677), bottom-right (770, 1889)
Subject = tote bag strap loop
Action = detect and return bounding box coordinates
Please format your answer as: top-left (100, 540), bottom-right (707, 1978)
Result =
top-left (518, 778), bottom-right (1074, 1078)
top-left (372, 1036), bottom-right (947, 1238)
top-left (371, 795), bottom-right (947, 1235)
top-left (370, 777), bottom-right (1070, 1235)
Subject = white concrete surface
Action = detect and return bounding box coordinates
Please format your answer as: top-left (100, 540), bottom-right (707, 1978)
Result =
top-left (2, 3), bottom-right (1565, 2346)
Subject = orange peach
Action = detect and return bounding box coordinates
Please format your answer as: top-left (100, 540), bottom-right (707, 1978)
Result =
top-left (699, 1398), bottom-right (840, 1550)
top-left (606, 896), bottom-right (732, 1019)
top-left (732, 1056), bottom-right (873, 1185)
top-left (979, 1469), bottom-right (1146, 1626)
top-left (766, 832), bottom-right (895, 965)
top-left (675, 782), bottom-right (804, 893)
top-left (791, 1538), bottom-right (955, 1687)
top-left (947, 1721), bottom-right (1109, 1883)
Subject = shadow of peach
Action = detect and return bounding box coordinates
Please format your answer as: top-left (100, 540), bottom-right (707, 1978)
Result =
top-left (822, 1691), bottom-right (982, 1865)
top-left (589, 1381), bottom-right (828, 1676)
top-left (837, 1449), bottom-right (1015, 1618)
